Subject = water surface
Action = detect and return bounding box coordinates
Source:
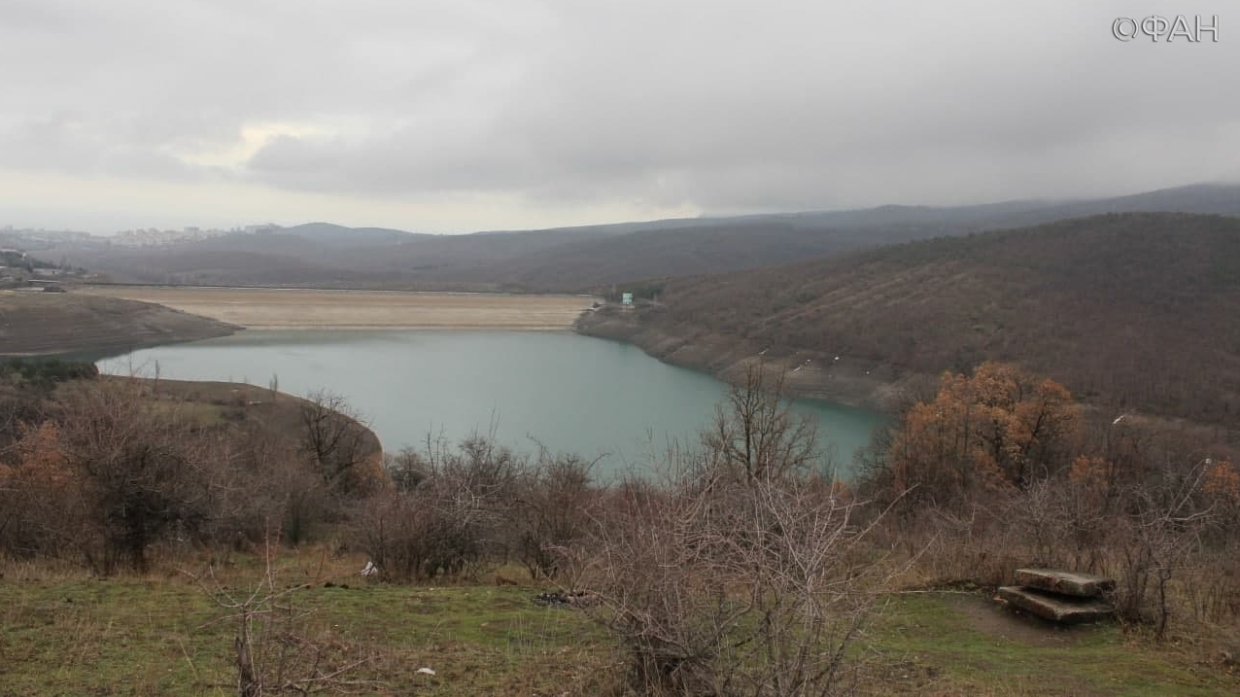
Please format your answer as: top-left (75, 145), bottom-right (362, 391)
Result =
top-left (100, 330), bottom-right (886, 479)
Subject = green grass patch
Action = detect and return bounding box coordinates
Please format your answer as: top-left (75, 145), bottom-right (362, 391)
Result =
top-left (858, 592), bottom-right (1236, 696)
top-left (0, 568), bottom-right (614, 696)
top-left (2, 567), bottom-right (1234, 696)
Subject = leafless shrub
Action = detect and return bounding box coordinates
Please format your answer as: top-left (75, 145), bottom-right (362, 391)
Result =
top-left (385, 447), bottom-right (429, 493)
top-left (50, 379), bottom-right (216, 573)
top-left (1, 378), bottom-right (384, 568)
top-left (354, 432), bottom-right (523, 582)
top-left (1182, 551), bottom-right (1240, 629)
top-left (1103, 461), bottom-right (1217, 637)
top-left (511, 451), bottom-right (599, 581)
top-left (194, 537), bottom-right (378, 695)
top-left (582, 363), bottom-right (891, 696)
top-left (298, 389), bottom-right (381, 497)
top-left (586, 477), bottom-right (884, 696)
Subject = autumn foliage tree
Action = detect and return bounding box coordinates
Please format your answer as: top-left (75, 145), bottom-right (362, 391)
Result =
top-left (887, 362), bottom-right (1080, 507)
top-left (0, 380), bottom-right (210, 571)
top-left (0, 421), bottom-right (81, 558)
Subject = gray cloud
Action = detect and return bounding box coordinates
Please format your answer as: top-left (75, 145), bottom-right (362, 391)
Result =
top-left (1, 0), bottom-right (1237, 229)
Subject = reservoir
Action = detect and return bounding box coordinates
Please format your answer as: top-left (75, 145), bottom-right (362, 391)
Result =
top-left (99, 330), bottom-right (886, 480)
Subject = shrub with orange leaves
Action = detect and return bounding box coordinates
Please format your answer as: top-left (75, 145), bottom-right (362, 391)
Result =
top-left (888, 362), bottom-right (1080, 507)
top-left (0, 420), bottom-right (83, 558)
top-left (5, 421), bottom-right (71, 487)
top-left (1067, 454), bottom-right (1122, 509)
top-left (1203, 459), bottom-right (1240, 504)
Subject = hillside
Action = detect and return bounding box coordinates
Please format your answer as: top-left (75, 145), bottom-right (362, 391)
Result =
top-left (0, 291), bottom-right (237, 356)
top-left (51, 183), bottom-right (1240, 292)
top-left (578, 213), bottom-right (1240, 426)
top-left (124, 376), bottom-right (383, 461)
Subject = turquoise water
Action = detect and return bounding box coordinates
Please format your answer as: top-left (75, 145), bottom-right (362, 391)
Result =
top-left (99, 330), bottom-right (885, 479)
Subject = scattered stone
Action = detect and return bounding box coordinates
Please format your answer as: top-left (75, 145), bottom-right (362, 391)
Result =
top-left (997, 586), bottom-right (1113, 624)
top-left (533, 590), bottom-right (600, 608)
top-left (1014, 568), bottom-right (1116, 599)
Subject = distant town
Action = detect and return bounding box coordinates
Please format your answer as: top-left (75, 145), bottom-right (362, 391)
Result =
top-left (0, 222), bottom-right (282, 289)
top-left (0, 223), bottom-right (281, 250)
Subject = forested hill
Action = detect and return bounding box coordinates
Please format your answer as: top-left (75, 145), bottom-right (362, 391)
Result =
top-left (609, 213), bottom-right (1240, 425)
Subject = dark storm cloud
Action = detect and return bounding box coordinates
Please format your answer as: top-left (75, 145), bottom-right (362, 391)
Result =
top-left (2, 0), bottom-right (1237, 226)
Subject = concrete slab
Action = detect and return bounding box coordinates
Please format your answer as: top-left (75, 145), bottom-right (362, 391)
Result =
top-left (997, 586), bottom-right (1114, 624)
top-left (1014, 568), bottom-right (1116, 598)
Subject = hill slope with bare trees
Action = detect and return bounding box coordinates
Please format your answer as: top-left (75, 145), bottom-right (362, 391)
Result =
top-left (579, 213), bottom-right (1240, 426)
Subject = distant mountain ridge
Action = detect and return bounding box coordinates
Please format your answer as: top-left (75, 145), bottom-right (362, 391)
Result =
top-left (51, 182), bottom-right (1240, 291)
top-left (278, 223), bottom-right (428, 247)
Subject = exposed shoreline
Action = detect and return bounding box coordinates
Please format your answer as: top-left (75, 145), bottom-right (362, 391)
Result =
top-left (76, 286), bottom-right (596, 331)
top-left (0, 290), bottom-right (238, 357)
top-left (574, 309), bottom-right (921, 417)
top-left (10, 285), bottom-right (903, 418)
top-left (228, 325), bottom-right (575, 332)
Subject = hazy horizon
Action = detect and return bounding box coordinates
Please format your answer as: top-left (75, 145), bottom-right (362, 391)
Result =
top-left (2, 1), bottom-right (1236, 234)
top-left (8, 179), bottom-right (1240, 238)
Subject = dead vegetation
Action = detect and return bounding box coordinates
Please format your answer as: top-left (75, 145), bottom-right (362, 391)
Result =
top-left (628, 213), bottom-right (1240, 427)
top-left (0, 290), bottom-right (236, 356)
top-left (857, 362), bottom-right (1240, 654)
top-left (2, 358), bottom-right (1238, 694)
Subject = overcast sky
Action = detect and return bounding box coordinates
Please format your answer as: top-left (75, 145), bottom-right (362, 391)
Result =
top-left (1, 0), bottom-right (1236, 234)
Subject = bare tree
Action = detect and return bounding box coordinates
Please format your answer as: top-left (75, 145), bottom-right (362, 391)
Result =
top-left (512, 451), bottom-right (598, 581)
top-left (583, 365), bottom-right (890, 696)
top-left (53, 379), bottom-right (214, 573)
top-left (298, 390), bottom-right (375, 495)
top-left (703, 363), bottom-right (819, 485)
top-left (193, 537), bottom-right (378, 695)
top-left (354, 433), bottom-right (524, 582)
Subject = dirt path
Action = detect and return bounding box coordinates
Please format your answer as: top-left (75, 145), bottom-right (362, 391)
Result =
top-left (948, 593), bottom-right (1092, 648)
top-left (77, 286), bottom-right (596, 330)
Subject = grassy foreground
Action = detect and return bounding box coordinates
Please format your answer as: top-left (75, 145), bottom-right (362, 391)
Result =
top-left (860, 593), bottom-right (1233, 696)
top-left (1, 551), bottom-right (1235, 696)
top-left (0, 552), bottom-right (614, 696)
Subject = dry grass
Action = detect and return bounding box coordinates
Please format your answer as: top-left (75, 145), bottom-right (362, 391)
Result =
top-left (855, 591), bottom-right (1238, 697)
top-left (0, 547), bottom-right (619, 696)
top-left (0, 291), bottom-right (233, 356)
top-left (634, 213), bottom-right (1240, 426)
top-left (3, 547), bottom-right (1235, 696)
